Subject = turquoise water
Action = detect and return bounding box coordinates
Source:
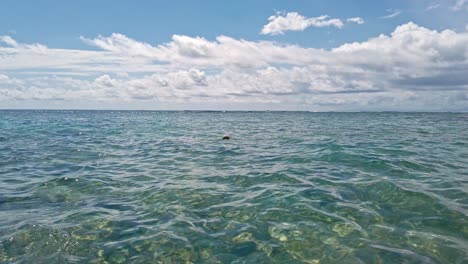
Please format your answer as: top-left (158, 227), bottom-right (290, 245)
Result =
top-left (0, 111), bottom-right (467, 264)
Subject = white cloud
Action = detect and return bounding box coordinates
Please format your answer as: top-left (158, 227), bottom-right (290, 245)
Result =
top-left (1, 35), bottom-right (47, 53)
top-left (453, 0), bottom-right (468, 11)
top-left (95, 74), bottom-right (119, 87)
top-left (0, 74), bottom-right (9, 82)
top-left (260, 12), bottom-right (344, 35)
top-left (0, 74), bottom-right (24, 103)
top-left (380, 9), bottom-right (402, 19)
top-left (0, 73), bottom-right (23, 86)
top-left (80, 33), bottom-right (325, 69)
top-left (0, 22), bottom-right (468, 111)
top-left (425, 3), bottom-right (441, 11)
top-left (0, 36), bottom-right (19, 47)
top-left (80, 33), bottom-right (161, 57)
top-left (347, 17), bottom-right (365, 24)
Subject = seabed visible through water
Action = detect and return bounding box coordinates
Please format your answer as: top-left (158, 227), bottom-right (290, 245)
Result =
top-left (0, 111), bottom-right (467, 263)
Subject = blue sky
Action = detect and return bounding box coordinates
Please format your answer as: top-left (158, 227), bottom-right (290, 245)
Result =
top-left (0, 0), bottom-right (467, 110)
top-left (2, 0), bottom-right (467, 49)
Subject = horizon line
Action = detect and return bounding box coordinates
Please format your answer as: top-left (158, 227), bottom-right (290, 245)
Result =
top-left (1, 108), bottom-right (467, 113)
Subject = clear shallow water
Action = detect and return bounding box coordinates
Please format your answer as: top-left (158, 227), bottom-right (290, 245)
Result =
top-left (0, 110), bottom-right (467, 264)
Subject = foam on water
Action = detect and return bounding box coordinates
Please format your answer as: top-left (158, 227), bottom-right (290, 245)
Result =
top-left (0, 111), bottom-right (467, 263)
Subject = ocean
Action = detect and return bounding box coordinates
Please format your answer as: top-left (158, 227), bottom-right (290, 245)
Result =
top-left (0, 110), bottom-right (467, 263)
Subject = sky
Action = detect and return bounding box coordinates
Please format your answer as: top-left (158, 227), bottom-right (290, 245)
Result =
top-left (0, 0), bottom-right (467, 111)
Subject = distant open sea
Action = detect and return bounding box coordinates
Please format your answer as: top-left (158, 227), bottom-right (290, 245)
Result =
top-left (0, 110), bottom-right (467, 263)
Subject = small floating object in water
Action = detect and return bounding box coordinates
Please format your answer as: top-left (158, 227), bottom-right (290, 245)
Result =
top-left (222, 135), bottom-right (231, 140)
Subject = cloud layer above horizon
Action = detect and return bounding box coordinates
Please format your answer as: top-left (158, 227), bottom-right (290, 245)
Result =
top-left (0, 20), bottom-right (468, 111)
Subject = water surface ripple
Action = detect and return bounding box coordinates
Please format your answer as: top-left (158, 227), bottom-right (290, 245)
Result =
top-left (0, 111), bottom-right (467, 263)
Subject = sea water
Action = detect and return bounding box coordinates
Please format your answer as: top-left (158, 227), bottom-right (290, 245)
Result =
top-left (0, 111), bottom-right (467, 263)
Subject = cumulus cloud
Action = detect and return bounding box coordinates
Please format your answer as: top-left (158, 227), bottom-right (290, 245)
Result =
top-left (0, 22), bottom-right (468, 111)
top-left (260, 12), bottom-right (344, 35)
top-left (0, 35), bottom-right (47, 53)
top-left (0, 36), bottom-right (19, 47)
top-left (79, 33), bottom-right (326, 69)
top-left (347, 17), bottom-right (365, 24)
